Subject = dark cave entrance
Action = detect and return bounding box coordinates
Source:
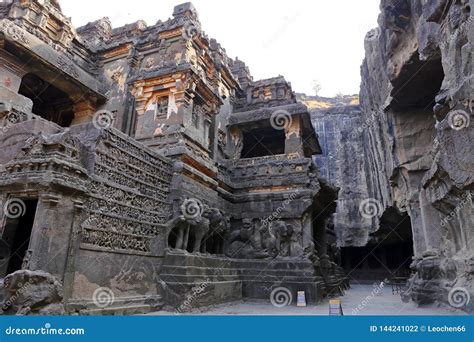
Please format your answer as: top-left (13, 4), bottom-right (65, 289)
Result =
top-left (341, 208), bottom-right (413, 282)
top-left (241, 127), bottom-right (286, 158)
top-left (0, 199), bottom-right (38, 277)
top-left (340, 53), bottom-right (446, 284)
top-left (390, 52), bottom-right (444, 112)
top-left (18, 73), bottom-right (75, 127)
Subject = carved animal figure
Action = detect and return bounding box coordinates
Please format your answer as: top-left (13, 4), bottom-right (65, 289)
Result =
top-left (203, 208), bottom-right (229, 254)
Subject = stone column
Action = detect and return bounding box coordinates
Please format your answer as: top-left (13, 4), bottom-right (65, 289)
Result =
top-left (71, 99), bottom-right (96, 125)
top-left (406, 200), bottom-right (427, 258)
top-left (284, 116), bottom-right (303, 156)
top-left (419, 189), bottom-right (443, 255)
top-left (63, 199), bottom-right (85, 300)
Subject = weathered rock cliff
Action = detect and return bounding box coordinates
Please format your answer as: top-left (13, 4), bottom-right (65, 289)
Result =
top-left (360, 0), bottom-right (473, 310)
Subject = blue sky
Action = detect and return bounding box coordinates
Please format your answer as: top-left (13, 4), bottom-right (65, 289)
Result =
top-left (62, 0), bottom-right (380, 97)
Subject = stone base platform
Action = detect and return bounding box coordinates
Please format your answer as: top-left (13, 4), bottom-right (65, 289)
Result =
top-left (66, 295), bottom-right (163, 315)
top-left (235, 258), bottom-right (326, 304)
top-left (160, 250), bottom-right (242, 309)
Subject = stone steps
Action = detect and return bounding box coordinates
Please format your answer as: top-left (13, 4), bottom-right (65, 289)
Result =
top-left (66, 295), bottom-right (163, 316)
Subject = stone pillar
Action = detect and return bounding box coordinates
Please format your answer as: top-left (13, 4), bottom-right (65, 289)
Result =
top-left (301, 211), bottom-right (313, 252)
top-left (419, 189), bottom-right (443, 255)
top-left (0, 52), bottom-right (27, 94)
top-left (63, 199), bottom-right (85, 300)
top-left (28, 193), bottom-right (62, 275)
top-left (284, 116), bottom-right (303, 156)
top-left (406, 201), bottom-right (427, 258)
top-left (227, 126), bottom-right (243, 160)
top-left (72, 99), bottom-right (96, 125)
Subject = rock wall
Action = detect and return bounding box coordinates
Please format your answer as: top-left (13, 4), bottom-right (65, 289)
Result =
top-left (360, 0), bottom-right (473, 310)
top-left (311, 105), bottom-right (374, 247)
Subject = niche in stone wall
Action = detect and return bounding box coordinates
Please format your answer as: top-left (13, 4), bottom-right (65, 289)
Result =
top-left (154, 96), bottom-right (169, 120)
top-left (241, 127), bottom-right (286, 158)
top-left (18, 73), bottom-right (75, 127)
top-left (391, 52), bottom-right (444, 112)
top-left (389, 52), bottom-right (444, 195)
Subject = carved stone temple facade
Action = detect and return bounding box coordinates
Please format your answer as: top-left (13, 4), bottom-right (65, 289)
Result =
top-left (1, 0), bottom-right (472, 315)
top-left (0, 1), bottom-right (346, 314)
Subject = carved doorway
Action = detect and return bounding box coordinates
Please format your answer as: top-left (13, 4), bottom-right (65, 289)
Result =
top-left (0, 199), bottom-right (38, 277)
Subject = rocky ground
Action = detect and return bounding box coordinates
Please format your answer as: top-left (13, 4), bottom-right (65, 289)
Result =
top-left (148, 284), bottom-right (466, 316)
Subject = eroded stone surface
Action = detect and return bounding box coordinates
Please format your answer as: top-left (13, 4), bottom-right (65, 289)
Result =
top-left (1, 270), bottom-right (65, 315)
top-left (0, 0), bottom-right (344, 314)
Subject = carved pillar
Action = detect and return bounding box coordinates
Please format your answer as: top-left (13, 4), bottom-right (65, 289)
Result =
top-left (419, 189), bottom-right (443, 255)
top-left (406, 200), bottom-right (427, 259)
top-left (284, 116), bottom-right (303, 156)
top-left (71, 99), bottom-right (96, 125)
top-left (301, 211), bottom-right (313, 252)
top-left (227, 126), bottom-right (243, 160)
top-left (27, 193), bottom-right (62, 273)
top-left (0, 51), bottom-right (27, 93)
top-left (63, 199), bottom-right (85, 300)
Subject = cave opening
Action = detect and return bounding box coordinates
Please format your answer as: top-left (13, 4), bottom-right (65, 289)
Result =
top-left (341, 208), bottom-right (413, 283)
top-left (18, 73), bottom-right (75, 127)
top-left (390, 52), bottom-right (444, 112)
top-left (241, 127), bottom-right (285, 158)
